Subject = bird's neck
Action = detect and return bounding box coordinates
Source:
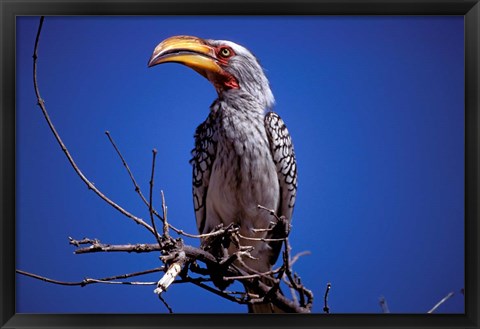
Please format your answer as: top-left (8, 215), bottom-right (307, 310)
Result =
top-left (216, 88), bottom-right (273, 115)
top-left (210, 97), bottom-right (269, 155)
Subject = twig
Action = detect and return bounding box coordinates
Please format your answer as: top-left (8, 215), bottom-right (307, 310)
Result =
top-left (158, 294), bottom-right (174, 313)
top-left (288, 284), bottom-right (299, 306)
top-left (282, 234), bottom-right (303, 305)
top-left (427, 291), bottom-right (455, 313)
top-left (173, 276), bottom-right (211, 284)
top-left (73, 240), bottom-right (161, 254)
top-left (257, 205), bottom-right (314, 311)
top-left (183, 276), bottom-right (249, 304)
top-left (241, 269), bottom-right (311, 313)
top-left (257, 205), bottom-right (281, 221)
top-left (86, 279), bottom-right (156, 285)
top-left (323, 283), bottom-right (331, 314)
top-left (105, 131), bottom-right (194, 238)
top-left (32, 16), bottom-right (156, 237)
top-left (149, 149), bottom-right (163, 246)
top-left (160, 190), bottom-right (170, 239)
top-left (251, 227), bottom-right (274, 233)
top-left (68, 237), bottom-right (99, 247)
top-left (237, 233), bottom-right (286, 243)
top-left (105, 131), bottom-right (144, 200)
top-left (196, 223), bottom-right (239, 240)
top-left (16, 267), bottom-right (164, 287)
top-left (379, 295), bottom-right (390, 313)
top-left (223, 268), bottom-right (281, 281)
top-left (72, 239), bottom-right (218, 266)
top-left (290, 251), bottom-right (311, 266)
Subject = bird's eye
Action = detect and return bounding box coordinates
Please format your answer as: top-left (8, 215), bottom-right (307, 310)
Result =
top-left (219, 47), bottom-right (232, 58)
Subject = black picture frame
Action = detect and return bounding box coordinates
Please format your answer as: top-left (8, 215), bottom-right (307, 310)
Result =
top-left (1, 1), bottom-right (478, 328)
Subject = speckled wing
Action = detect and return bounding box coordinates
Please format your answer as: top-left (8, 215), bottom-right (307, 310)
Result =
top-left (190, 116), bottom-right (217, 235)
top-left (264, 111), bottom-right (297, 227)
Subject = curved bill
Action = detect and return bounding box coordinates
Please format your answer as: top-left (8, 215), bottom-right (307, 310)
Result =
top-left (148, 35), bottom-right (222, 77)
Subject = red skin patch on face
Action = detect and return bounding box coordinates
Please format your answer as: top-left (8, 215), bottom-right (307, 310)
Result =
top-left (213, 45), bottom-right (240, 90)
top-left (211, 71), bottom-right (239, 92)
top-left (223, 77), bottom-right (239, 89)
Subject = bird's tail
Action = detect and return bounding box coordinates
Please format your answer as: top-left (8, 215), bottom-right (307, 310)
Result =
top-left (246, 282), bottom-right (286, 313)
top-left (247, 297), bottom-right (285, 313)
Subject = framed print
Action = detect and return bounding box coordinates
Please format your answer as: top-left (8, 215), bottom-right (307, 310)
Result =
top-left (1, 1), bottom-right (479, 328)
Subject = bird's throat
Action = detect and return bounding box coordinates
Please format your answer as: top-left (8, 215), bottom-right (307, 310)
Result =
top-left (203, 69), bottom-right (239, 91)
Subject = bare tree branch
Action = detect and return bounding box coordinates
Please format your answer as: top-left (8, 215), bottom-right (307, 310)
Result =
top-left (160, 190), bottom-right (170, 239)
top-left (237, 233), bottom-right (286, 243)
top-left (72, 240), bottom-right (162, 254)
top-left (379, 295), bottom-right (390, 313)
top-left (105, 131), bottom-right (144, 202)
top-left (182, 275), bottom-right (249, 305)
top-left (105, 130), bottom-right (194, 238)
top-left (68, 234), bottom-right (312, 312)
top-left (223, 268), bottom-right (281, 281)
top-left (257, 205), bottom-right (314, 312)
top-left (427, 291), bottom-right (455, 314)
top-left (290, 251), bottom-right (311, 266)
top-left (32, 16), bottom-right (158, 238)
top-left (148, 148), bottom-right (163, 246)
top-left (16, 267), bottom-right (164, 287)
top-left (158, 294), bottom-right (173, 313)
top-left (323, 283), bottom-right (331, 314)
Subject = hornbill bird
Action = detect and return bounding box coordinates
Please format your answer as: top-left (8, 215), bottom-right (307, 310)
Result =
top-left (148, 35), bottom-right (297, 313)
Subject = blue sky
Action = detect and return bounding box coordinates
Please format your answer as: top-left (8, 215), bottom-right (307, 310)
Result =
top-left (16, 16), bottom-right (464, 313)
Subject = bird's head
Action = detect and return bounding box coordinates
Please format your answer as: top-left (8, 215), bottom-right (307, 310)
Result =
top-left (148, 35), bottom-right (275, 110)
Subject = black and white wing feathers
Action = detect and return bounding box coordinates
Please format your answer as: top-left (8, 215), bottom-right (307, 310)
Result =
top-left (190, 116), bottom-right (217, 235)
top-left (264, 111), bottom-right (297, 265)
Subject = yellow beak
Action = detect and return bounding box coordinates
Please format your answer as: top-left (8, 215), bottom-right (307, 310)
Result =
top-left (148, 35), bottom-right (223, 77)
